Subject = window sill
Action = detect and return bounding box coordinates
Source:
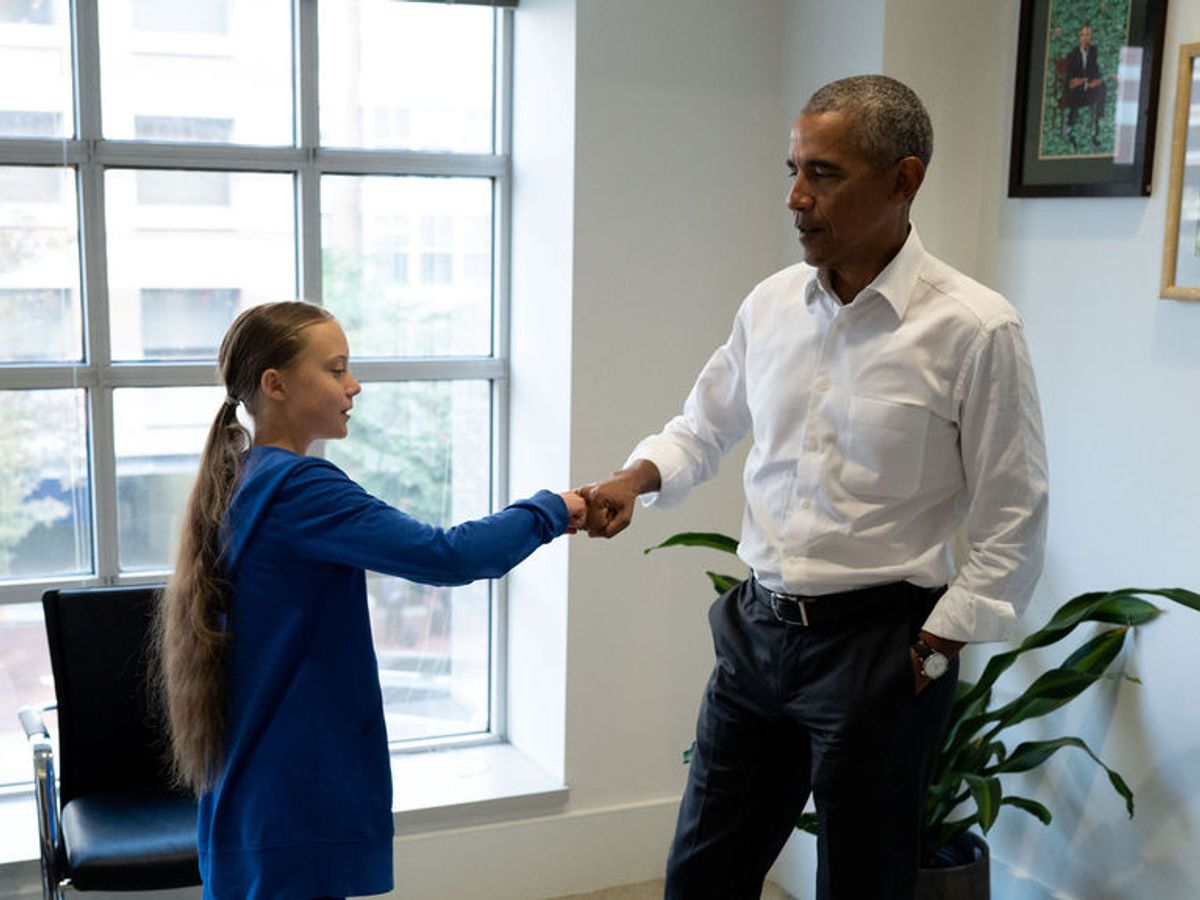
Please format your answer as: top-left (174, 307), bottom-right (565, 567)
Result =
top-left (0, 742), bottom-right (568, 867)
top-left (390, 741), bottom-right (569, 835)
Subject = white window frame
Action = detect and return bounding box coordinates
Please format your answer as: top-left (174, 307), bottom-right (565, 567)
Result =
top-left (0, 0), bottom-right (517, 758)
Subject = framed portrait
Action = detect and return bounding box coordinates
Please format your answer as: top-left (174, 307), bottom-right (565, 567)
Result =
top-left (1008, 0), bottom-right (1169, 197)
top-left (1161, 43), bottom-right (1200, 301)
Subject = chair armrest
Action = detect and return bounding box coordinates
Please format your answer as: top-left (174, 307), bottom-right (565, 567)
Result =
top-left (18, 704), bottom-right (61, 895)
top-left (18, 703), bottom-right (53, 741)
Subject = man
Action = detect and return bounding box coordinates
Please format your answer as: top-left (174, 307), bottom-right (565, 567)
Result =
top-left (1062, 23), bottom-right (1107, 148)
top-left (581, 76), bottom-right (1048, 900)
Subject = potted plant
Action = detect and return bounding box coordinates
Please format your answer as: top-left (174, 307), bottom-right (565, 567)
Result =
top-left (647, 531), bottom-right (1200, 899)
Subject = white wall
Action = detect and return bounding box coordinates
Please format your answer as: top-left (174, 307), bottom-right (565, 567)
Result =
top-left (566, 0), bottom-right (784, 813)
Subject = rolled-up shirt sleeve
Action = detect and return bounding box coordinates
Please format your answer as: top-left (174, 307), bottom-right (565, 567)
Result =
top-left (626, 304), bottom-right (752, 508)
top-left (923, 319), bottom-right (1049, 643)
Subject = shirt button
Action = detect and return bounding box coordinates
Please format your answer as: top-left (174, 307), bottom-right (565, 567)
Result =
top-left (801, 499), bottom-right (812, 510)
top-left (806, 440), bottom-right (818, 452)
top-left (816, 377), bottom-right (830, 392)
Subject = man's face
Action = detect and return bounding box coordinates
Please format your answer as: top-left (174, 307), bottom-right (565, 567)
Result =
top-left (1079, 25), bottom-right (1092, 48)
top-left (786, 110), bottom-right (903, 288)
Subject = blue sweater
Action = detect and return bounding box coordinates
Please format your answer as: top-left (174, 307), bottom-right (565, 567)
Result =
top-left (199, 446), bottom-right (567, 899)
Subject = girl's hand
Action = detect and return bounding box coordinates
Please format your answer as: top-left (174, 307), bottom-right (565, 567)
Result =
top-left (559, 490), bottom-right (587, 533)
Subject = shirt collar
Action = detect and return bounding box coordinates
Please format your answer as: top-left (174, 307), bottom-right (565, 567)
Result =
top-left (804, 226), bottom-right (927, 320)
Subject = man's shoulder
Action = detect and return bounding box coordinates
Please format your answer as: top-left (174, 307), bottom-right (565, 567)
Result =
top-left (745, 261), bottom-right (815, 308)
top-left (916, 254), bottom-right (1021, 331)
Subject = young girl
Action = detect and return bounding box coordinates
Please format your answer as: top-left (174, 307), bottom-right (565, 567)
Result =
top-left (155, 301), bottom-right (585, 900)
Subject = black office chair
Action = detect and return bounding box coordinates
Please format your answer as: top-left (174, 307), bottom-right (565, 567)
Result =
top-left (18, 585), bottom-right (201, 898)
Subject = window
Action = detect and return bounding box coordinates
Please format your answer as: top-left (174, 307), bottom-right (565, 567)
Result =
top-left (0, 110), bottom-right (61, 137)
top-left (139, 288), bottom-right (241, 358)
top-left (0, 0), bottom-right (54, 26)
top-left (132, 0), bottom-right (230, 35)
top-left (0, 0), bottom-right (513, 788)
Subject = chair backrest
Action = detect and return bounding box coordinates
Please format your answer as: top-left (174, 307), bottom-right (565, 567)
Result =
top-left (42, 585), bottom-right (178, 804)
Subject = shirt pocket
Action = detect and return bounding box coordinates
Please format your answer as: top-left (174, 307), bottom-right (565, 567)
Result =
top-left (840, 396), bottom-right (930, 499)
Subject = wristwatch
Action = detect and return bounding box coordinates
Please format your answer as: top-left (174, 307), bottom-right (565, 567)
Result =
top-left (912, 638), bottom-right (950, 680)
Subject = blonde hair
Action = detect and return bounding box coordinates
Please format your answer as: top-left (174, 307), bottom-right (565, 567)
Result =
top-left (154, 301), bottom-right (333, 792)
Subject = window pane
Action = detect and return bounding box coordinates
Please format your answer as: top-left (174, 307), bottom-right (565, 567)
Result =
top-left (0, 1), bottom-right (72, 138)
top-left (322, 176), bottom-right (492, 358)
top-left (113, 386), bottom-right (223, 572)
top-left (0, 389), bottom-right (91, 582)
top-left (105, 169), bottom-right (296, 361)
top-left (326, 380), bottom-right (492, 742)
top-left (0, 1), bottom-right (55, 25)
top-left (319, 0), bottom-right (494, 152)
top-left (99, 0), bottom-right (293, 145)
top-left (0, 165), bottom-right (81, 362)
top-left (0, 602), bottom-right (56, 788)
top-left (132, 0), bottom-right (229, 34)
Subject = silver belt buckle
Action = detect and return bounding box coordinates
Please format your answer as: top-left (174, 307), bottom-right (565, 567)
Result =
top-left (769, 590), bottom-right (809, 626)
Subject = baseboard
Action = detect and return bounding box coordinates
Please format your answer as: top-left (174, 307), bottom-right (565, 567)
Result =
top-left (391, 796), bottom-right (681, 899)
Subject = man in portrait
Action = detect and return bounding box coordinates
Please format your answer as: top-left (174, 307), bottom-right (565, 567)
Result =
top-left (1061, 22), bottom-right (1107, 148)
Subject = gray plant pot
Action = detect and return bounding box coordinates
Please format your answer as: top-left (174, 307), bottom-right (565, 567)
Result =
top-left (916, 832), bottom-right (990, 900)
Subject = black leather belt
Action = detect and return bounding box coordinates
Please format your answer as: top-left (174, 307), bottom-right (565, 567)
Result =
top-left (750, 577), bottom-right (911, 627)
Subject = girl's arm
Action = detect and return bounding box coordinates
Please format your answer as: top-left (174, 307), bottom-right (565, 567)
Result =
top-left (272, 460), bottom-right (577, 586)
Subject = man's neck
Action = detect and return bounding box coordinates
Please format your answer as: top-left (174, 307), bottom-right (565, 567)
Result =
top-left (827, 227), bottom-right (911, 305)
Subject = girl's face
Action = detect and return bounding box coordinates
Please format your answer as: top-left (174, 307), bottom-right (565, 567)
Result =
top-left (274, 319), bottom-right (361, 450)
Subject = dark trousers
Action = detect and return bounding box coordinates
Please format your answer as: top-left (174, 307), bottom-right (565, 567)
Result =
top-left (665, 579), bottom-right (958, 900)
top-left (1065, 83), bottom-right (1106, 132)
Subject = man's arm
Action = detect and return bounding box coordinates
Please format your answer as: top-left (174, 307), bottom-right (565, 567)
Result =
top-left (922, 319), bottom-right (1049, 645)
top-left (579, 459), bottom-right (662, 539)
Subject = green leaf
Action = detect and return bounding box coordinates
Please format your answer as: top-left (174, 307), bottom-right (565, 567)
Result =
top-left (990, 736), bottom-right (1134, 818)
top-left (644, 532), bottom-right (740, 556)
top-left (964, 774), bottom-right (1002, 832)
top-left (706, 572), bottom-right (744, 595)
top-left (939, 683), bottom-right (992, 761)
top-left (989, 737), bottom-right (1087, 774)
top-left (1001, 795), bottom-right (1052, 826)
top-left (1121, 587), bottom-right (1200, 614)
top-left (926, 814), bottom-right (979, 855)
top-left (953, 588), bottom-right (1186, 712)
top-left (1060, 627), bottom-right (1129, 676)
top-left (983, 669), bottom-right (1101, 732)
top-left (795, 811), bottom-right (818, 835)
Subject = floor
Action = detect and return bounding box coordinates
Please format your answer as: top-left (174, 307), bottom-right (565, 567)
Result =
top-left (550, 879), bottom-right (795, 899)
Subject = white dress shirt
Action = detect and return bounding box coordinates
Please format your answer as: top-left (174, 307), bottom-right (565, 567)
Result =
top-left (629, 229), bottom-right (1048, 643)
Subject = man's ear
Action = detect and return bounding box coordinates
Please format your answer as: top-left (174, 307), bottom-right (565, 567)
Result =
top-left (893, 156), bottom-right (925, 204)
top-left (259, 368), bottom-right (286, 402)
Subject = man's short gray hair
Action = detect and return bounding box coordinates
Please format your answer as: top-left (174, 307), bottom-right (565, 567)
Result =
top-left (803, 75), bottom-right (933, 170)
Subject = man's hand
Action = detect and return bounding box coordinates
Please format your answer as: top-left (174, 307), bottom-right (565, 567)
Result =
top-left (909, 630), bottom-right (965, 697)
top-left (577, 460), bottom-right (661, 539)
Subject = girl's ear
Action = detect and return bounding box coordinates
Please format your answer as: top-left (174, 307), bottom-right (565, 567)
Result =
top-left (259, 368), bottom-right (286, 402)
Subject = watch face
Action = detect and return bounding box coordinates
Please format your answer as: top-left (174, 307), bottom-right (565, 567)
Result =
top-left (923, 652), bottom-right (949, 679)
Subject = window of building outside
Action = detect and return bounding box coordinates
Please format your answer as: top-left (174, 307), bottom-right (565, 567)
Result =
top-left (0, 0), bottom-right (511, 789)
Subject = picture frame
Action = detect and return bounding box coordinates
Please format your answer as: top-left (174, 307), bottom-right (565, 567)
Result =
top-left (1161, 43), bottom-right (1200, 301)
top-left (1008, 0), bottom-right (1168, 197)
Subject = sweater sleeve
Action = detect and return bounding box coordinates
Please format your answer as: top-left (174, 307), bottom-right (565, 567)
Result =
top-left (269, 460), bottom-right (568, 586)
